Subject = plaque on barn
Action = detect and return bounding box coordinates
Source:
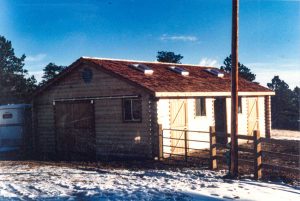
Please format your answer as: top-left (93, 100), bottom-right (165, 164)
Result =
top-left (81, 68), bottom-right (93, 83)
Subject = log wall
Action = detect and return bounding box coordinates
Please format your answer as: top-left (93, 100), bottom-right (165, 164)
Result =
top-left (33, 63), bottom-right (154, 159)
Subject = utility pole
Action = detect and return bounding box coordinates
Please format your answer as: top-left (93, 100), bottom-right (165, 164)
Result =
top-left (230, 0), bottom-right (239, 178)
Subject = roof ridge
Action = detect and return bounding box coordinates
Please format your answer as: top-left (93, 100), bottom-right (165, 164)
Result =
top-left (81, 56), bottom-right (214, 68)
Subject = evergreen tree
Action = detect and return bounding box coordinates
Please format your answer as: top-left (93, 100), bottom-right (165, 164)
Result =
top-left (267, 76), bottom-right (299, 130)
top-left (156, 51), bottom-right (183, 63)
top-left (220, 55), bottom-right (256, 82)
top-left (40, 62), bottom-right (66, 85)
top-left (0, 35), bottom-right (37, 104)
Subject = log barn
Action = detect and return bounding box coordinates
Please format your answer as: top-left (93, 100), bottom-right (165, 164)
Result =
top-left (32, 57), bottom-right (274, 160)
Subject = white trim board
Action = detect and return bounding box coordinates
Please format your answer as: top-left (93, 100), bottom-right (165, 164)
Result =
top-left (155, 91), bottom-right (275, 97)
top-left (81, 56), bottom-right (214, 68)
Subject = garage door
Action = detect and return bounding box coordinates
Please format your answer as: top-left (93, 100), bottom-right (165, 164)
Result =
top-left (55, 101), bottom-right (95, 160)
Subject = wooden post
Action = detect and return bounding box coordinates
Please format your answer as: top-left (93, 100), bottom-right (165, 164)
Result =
top-left (31, 100), bottom-right (38, 159)
top-left (264, 96), bottom-right (271, 138)
top-left (184, 130), bottom-right (188, 162)
top-left (253, 130), bottom-right (262, 180)
top-left (210, 126), bottom-right (217, 170)
top-left (230, 0), bottom-right (239, 178)
top-left (158, 124), bottom-right (163, 160)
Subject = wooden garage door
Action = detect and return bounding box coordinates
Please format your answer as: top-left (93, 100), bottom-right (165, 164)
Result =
top-left (170, 99), bottom-right (187, 154)
top-left (55, 101), bottom-right (95, 160)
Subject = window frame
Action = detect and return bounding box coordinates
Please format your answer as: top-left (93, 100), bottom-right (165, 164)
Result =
top-left (122, 98), bottom-right (142, 123)
top-left (195, 97), bottom-right (206, 117)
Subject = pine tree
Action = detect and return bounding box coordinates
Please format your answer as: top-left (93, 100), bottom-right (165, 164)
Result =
top-left (220, 55), bottom-right (256, 82)
top-left (40, 62), bottom-right (66, 85)
top-left (156, 51), bottom-right (183, 64)
top-left (267, 76), bottom-right (299, 130)
top-left (0, 35), bottom-right (37, 104)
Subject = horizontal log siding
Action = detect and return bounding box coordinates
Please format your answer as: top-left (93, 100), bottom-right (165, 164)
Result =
top-left (35, 104), bottom-right (55, 156)
top-left (35, 64), bottom-right (150, 105)
top-left (95, 97), bottom-right (152, 159)
top-left (34, 64), bottom-right (154, 159)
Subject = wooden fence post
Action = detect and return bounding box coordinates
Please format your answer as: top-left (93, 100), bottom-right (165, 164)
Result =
top-left (184, 130), bottom-right (188, 162)
top-left (158, 124), bottom-right (163, 160)
top-left (210, 126), bottom-right (217, 170)
top-left (264, 96), bottom-right (271, 138)
top-left (253, 130), bottom-right (262, 179)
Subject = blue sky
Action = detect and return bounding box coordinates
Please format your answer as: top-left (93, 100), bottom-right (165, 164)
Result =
top-left (1, 0), bottom-right (299, 88)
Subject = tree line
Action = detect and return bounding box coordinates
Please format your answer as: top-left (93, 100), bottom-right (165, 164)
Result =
top-left (0, 36), bottom-right (299, 130)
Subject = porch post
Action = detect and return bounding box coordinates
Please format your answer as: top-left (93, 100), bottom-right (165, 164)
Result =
top-left (158, 124), bottom-right (163, 160)
top-left (209, 126), bottom-right (217, 170)
top-left (264, 96), bottom-right (271, 138)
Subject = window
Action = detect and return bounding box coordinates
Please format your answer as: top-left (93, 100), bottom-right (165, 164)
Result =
top-left (238, 97), bottom-right (242, 113)
top-left (168, 66), bottom-right (189, 76)
top-left (3, 113), bottom-right (13, 119)
top-left (129, 64), bottom-right (153, 75)
top-left (81, 68), bottom-right (93, 83)
top-left (123, 99), bottom-right (142, 122)
top-left (195, 98), bottom-right (206, 116)
top-left (205, 68), bottom-right (224, 78)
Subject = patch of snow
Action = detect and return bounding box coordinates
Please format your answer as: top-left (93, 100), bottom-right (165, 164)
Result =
top-left (271, 129), bottom-right (300, 140)
top-left (0, 163), bottom-right (299, 200)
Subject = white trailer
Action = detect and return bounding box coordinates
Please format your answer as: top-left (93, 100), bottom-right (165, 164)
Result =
top-left (0, 104), bottom-right (31, 154)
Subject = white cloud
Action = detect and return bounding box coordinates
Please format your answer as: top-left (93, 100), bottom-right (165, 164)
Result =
top-left (160, 34), bottom-right (198, 42)
top-left (26, 53), bottom-right (47, 62)
top-left (27, 71), bottom-right (44, 83)
top-left (246, 61), bottom-right (300, 89)
top-left (198, 58), bottom-right (219, 67)
top-left (255, 69), bottom-right (300, 89)
top-left (246, 62), bottom-right (298, 70)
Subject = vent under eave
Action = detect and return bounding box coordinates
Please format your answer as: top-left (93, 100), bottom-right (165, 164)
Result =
top-left (129, 64), bottom-right (154, 75)
top-left (205, 69), bottom-right (224, 78)
top-left (168, 66), bottom-right (189, 76)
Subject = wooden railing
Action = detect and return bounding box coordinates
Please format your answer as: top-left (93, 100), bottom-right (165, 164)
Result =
top-left (158, 124), bottom-right (300, 180)
top-left (158, 126), bottom-right (214, 168)
top-left (260, 137), bottom-right (300, 175)
top-left (218, 129), bottom-right (300, 180)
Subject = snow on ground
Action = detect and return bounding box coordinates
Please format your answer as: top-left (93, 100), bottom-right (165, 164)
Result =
top-left (271, 129), bottom-right (300, 140)
top-left (0, 162), bottom-right (299, 201)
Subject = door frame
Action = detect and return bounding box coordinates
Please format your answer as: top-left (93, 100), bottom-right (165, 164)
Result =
top-left (214, 98), bottom-right (227, 144)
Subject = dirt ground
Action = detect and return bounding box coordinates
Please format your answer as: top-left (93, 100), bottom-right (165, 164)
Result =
top-left (163, 129), bottom-right (300, 185)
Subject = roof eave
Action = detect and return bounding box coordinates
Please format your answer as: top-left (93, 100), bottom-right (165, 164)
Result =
top-left (155, 91), bottom-right (275, 98)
